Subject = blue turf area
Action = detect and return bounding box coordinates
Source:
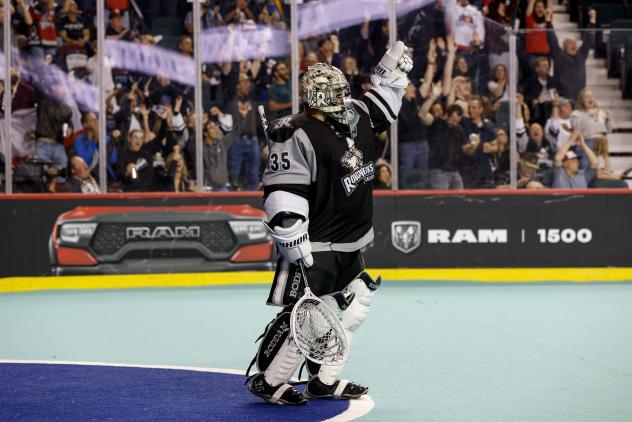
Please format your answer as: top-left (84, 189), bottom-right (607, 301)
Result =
top-left (1, 281), bottom-right (632, 421)
top-left (0, 363), bottom-right (346, 421)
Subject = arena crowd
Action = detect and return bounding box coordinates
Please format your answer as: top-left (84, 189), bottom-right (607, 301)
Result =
top-left (1, 0), bottom-right (627, 193)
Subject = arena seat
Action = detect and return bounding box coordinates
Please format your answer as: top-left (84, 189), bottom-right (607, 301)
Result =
top-left (151, 17), bottom-right (182, 38)
top-left (620, 38), bottom-right (632, 98)
top-left (592, 3), bottom-right (627, 58)
top-left (606, 20), bottom-right (632, 78)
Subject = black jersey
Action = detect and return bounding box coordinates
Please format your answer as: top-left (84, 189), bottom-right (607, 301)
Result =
top-left (262, 85), bottom-right (403, 252)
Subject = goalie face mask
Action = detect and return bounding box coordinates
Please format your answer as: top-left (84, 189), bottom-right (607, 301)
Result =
top-left (302, 63), bottom-right (359, 139)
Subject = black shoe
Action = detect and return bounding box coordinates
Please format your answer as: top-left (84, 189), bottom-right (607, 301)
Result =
top-left (305, 377), bottom-right (368, 400)
top-left (247, 373), bottom-right (308, 405)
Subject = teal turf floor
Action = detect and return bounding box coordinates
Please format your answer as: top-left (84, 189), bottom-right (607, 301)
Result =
top-left (1, 282), bottom-right (632, 421)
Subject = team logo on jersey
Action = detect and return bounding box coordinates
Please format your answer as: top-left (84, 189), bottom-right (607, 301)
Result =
top-left (341, 148), bottom-right (364, 171)
top-left (391, 221), bottom-right (421, 254)
top-left (340, 148), bottom-right (374, 196)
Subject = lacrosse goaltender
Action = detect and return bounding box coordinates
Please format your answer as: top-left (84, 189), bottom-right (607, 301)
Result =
top-left (246, 41), bottom-right (413, 405)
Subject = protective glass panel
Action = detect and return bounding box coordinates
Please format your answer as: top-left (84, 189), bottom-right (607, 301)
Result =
top-left (95, 1), bottom-right (197, 193)
top-left (1, 1), bottom-right (7, 192)
top-left (197, 0), bottom-right (291, 192)
top-left (8, 0), bottom-right (97, 194)
top-left (396, 0), bottom-right (512, 190)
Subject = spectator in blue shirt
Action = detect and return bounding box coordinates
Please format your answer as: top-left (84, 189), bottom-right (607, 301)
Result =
top-left (73, 112), bottom-right (118, 179)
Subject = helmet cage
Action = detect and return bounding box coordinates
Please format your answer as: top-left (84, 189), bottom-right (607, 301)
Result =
top-left (302, 64), bottom-right (356, 130)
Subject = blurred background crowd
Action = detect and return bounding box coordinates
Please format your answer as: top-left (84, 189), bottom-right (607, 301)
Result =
top-left (1, 0), bottom-right (631, 193)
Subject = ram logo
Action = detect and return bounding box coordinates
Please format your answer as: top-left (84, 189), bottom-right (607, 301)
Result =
top-left (126, 226), bottom-right (201, 240)
top-left (391, 221), bottom-right (421, 254)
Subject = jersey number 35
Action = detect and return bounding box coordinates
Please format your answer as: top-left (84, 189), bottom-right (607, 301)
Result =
top-left (269, 152), bottom-right (291, 172)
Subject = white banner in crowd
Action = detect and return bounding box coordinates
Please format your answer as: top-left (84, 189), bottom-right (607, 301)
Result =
top-left (200, 24), bottom-right (290, 63)
top-left (297, 0), bottom-right (435, 40)
top-left (105, 39), bottom-right (196, 85)
top-left (104, 24), bottom-right (289, 84)
top-left (0, 2), bottom-right (438, 114)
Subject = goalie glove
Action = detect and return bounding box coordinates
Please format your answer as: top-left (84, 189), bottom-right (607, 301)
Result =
top-left (372, 40), bottom-right (413, 89)
top-left (265, 219), bottom-right (314, 267)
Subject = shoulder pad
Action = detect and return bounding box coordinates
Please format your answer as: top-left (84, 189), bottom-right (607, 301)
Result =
top-left (268, 114), bottom-right (303, 143)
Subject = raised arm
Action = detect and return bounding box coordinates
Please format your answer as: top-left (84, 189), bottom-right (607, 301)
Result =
top-left (139, 104), bottom-right (157, 143)
top-left (554, 130), bottom-right (580, 166)
top-left (545, 12), bottom-right (562, 56)
top-left (442, 38), bottom-right (457, 97)
top-left (580, 9), bottom-right (597, 58)
top-left (526, 0), bottom-right (536, 17)
top-left (420, 82), bottom-right (442, 126)
top-left (516, 94), bottom-right (529, 153)
top-left (359, 41), bottom-right (413, 134)
top-left (17, 0), bottom-right (32, 26)
top-left (419, 39), bottom-right (437, 99)
top-left (577, 133), bottom-right (599, 169)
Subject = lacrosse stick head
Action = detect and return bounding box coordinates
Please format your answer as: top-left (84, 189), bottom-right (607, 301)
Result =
top-left (290, 288), bottom-right (349, 365)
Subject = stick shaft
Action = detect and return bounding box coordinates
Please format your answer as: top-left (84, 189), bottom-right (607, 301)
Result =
top-left (257, 105), bottom-right (271, 148)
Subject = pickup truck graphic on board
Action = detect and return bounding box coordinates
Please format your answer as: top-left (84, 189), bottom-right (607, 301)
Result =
top-left (49, 205), bottom-right (274, 275)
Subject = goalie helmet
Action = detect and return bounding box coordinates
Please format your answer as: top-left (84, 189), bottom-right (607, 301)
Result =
top-left (302, 63), bottom-right (358, 138)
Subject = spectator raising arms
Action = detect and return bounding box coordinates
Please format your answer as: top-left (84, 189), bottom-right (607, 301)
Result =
top-left (421, 83), bottom-right (468, 190)
top-left (398, 81), bottom-right (429, 189)
top-left (523, 0), bottom-right (553, 67)
top-left (267, 62), bottom-right (292, 120)
top-left (546, 9), bottom-right (596, 101)
top-left (19, 0), bottom-right (59, 61)
top-left (227, 73), bottom-right (260, 191)
top-left (553, 131), bottom-right (598, 189)
top-left (447, 0), bottom-right (485, 87)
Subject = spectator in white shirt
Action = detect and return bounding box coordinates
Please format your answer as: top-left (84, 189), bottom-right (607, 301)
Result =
top-left (446, 0), bottom-right (485, 92)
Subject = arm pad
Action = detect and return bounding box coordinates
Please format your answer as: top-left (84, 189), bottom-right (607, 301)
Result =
top-left (265, 214), bottom-right (313, 267)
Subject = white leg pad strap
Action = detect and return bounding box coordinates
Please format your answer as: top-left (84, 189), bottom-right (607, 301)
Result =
top-left (264, 338), bottom-right (303, 387)
top-left (333, 380), bottom-right (349, 398)
top-left (270, 383), bottom-right (292, 403)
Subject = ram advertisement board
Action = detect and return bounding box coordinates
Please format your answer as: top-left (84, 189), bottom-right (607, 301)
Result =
top-left (0, 191), bottom-right (630, 277)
